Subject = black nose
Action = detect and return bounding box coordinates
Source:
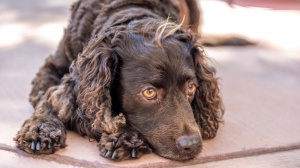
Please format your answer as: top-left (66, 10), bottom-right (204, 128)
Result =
top-left (176, 134), bottom-right (201, 153)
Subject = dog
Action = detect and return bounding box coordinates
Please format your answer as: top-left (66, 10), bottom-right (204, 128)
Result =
top-left (14, 0), bottom-right (224, 161)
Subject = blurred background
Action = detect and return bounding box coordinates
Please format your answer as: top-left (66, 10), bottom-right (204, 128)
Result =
top-left (0, 0), bottom-right (300, 167)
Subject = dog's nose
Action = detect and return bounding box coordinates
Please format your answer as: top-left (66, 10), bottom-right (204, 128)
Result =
top-left (176, 134), bottom-right (201, 152)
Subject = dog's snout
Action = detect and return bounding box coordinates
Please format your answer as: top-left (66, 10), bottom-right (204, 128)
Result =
top-left (176, 134), bottom-right (201, 152)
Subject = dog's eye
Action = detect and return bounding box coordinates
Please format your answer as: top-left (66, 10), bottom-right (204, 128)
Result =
top-left (187, 84), bottom-right (197, 95)
top-left (142, 88), bottom-right (157, 100)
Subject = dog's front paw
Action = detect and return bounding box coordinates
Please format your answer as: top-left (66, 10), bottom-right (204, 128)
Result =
top-left (14, 118), bottom-right (67, 154)
top-left (98, 131), bottom-right (152, 161)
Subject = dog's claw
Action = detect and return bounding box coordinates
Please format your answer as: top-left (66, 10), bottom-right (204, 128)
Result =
top-left (36, 141), bottom-right (41, 150)
top-left (131, 148), bottom-right (136, 158)
top-left (30, 141), bottom-right (35, 150)
top-left (100, 147), bottom-right (106, 153)
top-left (47, 142), bottom-right (52, 149)
top-left (105, 150), bottom-right (111, 157)
top-left (112, 150), bottom-right (117, 160)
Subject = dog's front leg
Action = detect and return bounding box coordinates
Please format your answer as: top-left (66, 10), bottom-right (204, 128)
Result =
top-left (13, 90), bottom-right (67, 154)
top-left (98, 128), bottom-right (152, 161)
top-left (14, 75), bottom-right (78, 154)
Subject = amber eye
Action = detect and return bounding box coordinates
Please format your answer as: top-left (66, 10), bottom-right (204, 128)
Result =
top-left (187, 83), bottom-right (197, 95)
top-left (142, 88), bottom-right (157, 99)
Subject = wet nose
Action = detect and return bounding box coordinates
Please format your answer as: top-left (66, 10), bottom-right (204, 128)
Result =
top-left (176, 134), bottom-right (201, 152)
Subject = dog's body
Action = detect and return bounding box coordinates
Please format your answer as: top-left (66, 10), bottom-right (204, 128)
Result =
top-left (14, 0), bottom-right (223, 161)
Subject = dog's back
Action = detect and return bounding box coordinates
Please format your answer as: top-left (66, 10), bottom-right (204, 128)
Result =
top-left (58, 0), bottom-right (200, 64)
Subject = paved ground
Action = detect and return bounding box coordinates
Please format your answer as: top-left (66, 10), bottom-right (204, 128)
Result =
top-left (1, 0), bottom-right (300, 167)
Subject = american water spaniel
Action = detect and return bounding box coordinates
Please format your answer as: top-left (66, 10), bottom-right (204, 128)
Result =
top-left (14, 0), bottom-right (224, 161)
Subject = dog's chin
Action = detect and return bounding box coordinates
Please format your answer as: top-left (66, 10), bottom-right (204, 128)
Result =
top-left (154, 146), bottom-right (202, 161)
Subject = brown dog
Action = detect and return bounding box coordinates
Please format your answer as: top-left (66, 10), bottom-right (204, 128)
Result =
top-left (14, 0), bottom-right (224, 161)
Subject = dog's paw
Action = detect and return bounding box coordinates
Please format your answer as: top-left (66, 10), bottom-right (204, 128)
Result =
top-left (98, 131), bottom-right (152, 161)
top-left (14, 118), bottom-right (67, 154)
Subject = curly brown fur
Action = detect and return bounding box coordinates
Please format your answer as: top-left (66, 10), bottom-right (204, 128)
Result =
top-left (14, 0), bottom-right (224, 161)
top-left (14, 87), bottom-right (67, 154)
top-left (191, 47), bottom-right (224, 139)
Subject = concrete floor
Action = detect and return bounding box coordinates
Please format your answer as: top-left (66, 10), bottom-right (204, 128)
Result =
top-left (1, 0), bottom-right (300, 167)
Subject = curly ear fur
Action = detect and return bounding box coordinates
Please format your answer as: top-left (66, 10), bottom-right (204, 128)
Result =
top-left (74, 36), bottom-right (126, 135)
top-left (191, 47), bottom-right (224, 139)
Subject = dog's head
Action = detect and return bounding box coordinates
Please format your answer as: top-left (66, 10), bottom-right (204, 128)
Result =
top-left (75, 19), bottom-right (223, 161)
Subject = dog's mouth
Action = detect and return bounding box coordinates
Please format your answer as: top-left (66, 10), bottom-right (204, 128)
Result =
top-left (150, 135), bottom-right (203, 161)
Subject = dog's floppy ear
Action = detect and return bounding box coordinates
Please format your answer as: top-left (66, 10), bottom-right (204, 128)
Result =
top-left (191, 46), bottom-right (224, 139)
top-left (74, 36), bottom-right (126, 134)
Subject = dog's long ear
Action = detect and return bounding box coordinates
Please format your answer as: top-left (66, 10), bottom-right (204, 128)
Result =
top-left (191, 46), bottom-right (224, 139)
top-left (74, 37), bottom-right (126, 134)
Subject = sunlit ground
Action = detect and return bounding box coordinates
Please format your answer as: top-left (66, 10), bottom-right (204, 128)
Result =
top-left (0, 0), bottom-right (73, 48)
top-left (201, 0), bottom-right (300, 53)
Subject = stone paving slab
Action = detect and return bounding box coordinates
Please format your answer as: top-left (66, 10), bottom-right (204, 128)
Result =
top-left (1, 39), bottom-right (300, 168)
top-left (0, 150), bottom-right (74, 168)
top-left (187, 149), bottom-right (300, 168)
top-left (1, 0), bottom-right (300, 167)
